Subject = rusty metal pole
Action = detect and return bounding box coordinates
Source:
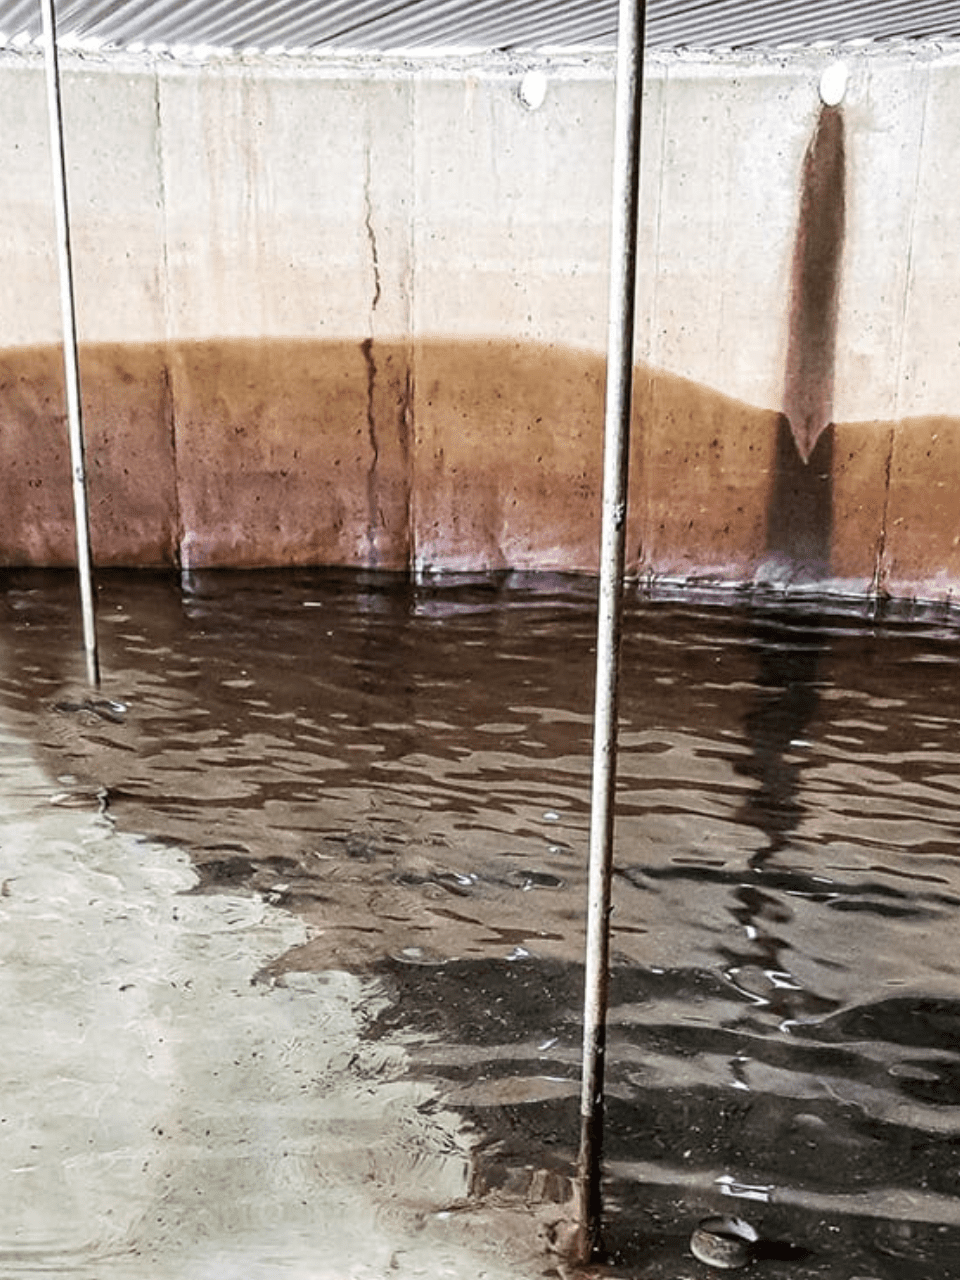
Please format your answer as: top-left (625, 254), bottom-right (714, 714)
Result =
top-left (575, 0), bottom-right (646, 1260)
top-left (40, 0), bottom-right (100, 688)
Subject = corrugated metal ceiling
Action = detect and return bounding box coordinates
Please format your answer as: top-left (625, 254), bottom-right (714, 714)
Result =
top-left (1, 0), bottom-right (959, 55)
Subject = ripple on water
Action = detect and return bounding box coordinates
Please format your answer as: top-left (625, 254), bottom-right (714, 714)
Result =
top-left (2, 570), bottom-right (960, 1275)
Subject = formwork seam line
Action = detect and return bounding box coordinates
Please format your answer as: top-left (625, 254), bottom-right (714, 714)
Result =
top-left (873, 58), bottom-right (931, 600)
top-left (153, 64), bottom-right (183, 566)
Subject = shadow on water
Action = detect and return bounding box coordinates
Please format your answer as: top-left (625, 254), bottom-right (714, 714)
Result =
top-left (711, 611), bottom-right (839, 1040)
top-left (766, 104), bottom-right (845, 582)
top-left (736, 614), bottom-right (826, 861)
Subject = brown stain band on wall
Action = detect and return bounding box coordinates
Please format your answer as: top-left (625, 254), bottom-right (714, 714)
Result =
top-left (168, 339), bottom-right (411, 571)
top-left (880, 416), bottom-right (960, 592)
top-left (633, 370), bottom-right (780, 583)
top-left (410, 339), bottom-right (606, 573)
top-left (0, 344), bottom-right (179, 566)
top-left (0, 337), bottom-right (958, 599)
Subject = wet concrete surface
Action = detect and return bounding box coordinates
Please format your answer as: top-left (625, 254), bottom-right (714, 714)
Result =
top-left (2, 569), bottom-right (960, 1278)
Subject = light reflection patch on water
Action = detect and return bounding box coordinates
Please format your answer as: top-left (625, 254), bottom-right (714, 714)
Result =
top-left (0, 772), bottom-right (546, 1279)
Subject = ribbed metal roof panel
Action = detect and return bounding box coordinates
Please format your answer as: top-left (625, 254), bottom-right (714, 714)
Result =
top-left (3, 0), bottom-right (960, 53)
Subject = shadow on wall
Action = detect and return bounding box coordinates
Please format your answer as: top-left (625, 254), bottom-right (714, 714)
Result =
top-left (765, 104), bottom-right (845, 584)
top-left (0, 332), bottom-right (957, 598)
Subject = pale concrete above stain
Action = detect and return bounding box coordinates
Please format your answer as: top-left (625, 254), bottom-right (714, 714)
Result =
top-left (0, 45), bottom-right (959, 600)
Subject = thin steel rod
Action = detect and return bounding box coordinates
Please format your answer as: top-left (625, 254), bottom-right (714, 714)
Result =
top-left (575, 0), bottom-right (646, 1261)
top-left (40, 0), bottom-right (100, 688)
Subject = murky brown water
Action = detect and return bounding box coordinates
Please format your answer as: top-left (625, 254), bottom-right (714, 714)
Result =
top-left (3, 568), bottom-right (960, 1278)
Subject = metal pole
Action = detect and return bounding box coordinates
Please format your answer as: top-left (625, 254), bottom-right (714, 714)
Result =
top-left (574, 0), bottom-right (646, 1261)
top-left (40, 0), bottom-right (100, 688)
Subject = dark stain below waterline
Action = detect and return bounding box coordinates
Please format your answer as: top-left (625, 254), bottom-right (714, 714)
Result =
top-left (765, 415), bottom-right (834, 581)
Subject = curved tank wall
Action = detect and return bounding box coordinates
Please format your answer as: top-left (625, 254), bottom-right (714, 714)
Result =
top-left (0, 43), bottom-right (957, 602)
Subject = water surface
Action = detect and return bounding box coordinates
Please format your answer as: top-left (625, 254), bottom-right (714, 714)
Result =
top-left (2, 569), bottom-right (960, 1278)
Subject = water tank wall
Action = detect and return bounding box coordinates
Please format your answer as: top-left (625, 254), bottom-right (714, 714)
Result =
top-left (0, 45), bottom-right (957, 601)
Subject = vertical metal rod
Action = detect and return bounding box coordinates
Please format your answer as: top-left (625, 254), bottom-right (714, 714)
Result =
top-left (40, 0), bottom-right (100, 688)
top-left (575, 0), bottom-right (646, 1260)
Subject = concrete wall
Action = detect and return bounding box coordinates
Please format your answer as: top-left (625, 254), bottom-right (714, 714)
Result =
top-left (0, 44), bottom-right (958, 601)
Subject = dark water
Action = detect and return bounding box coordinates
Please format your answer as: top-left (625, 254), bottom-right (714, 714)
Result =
top-left (3, 568), bottom-right (960, 1278)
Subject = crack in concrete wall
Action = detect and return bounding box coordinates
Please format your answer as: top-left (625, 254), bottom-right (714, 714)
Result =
top-left (362, 138), bottom-right (383, 566)
top-left (363, 142), bottom-right (382, 315)
top-left (158, 360), bottom-right (180, 563)
top-left (361, 336), bottom-right (381, 565)
top-left (870, 426), bottom-right (895, 599)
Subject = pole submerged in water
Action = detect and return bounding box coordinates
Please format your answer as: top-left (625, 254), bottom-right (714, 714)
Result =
top-left (39, 0), bottom-right (100, 689)
top-left (575, 0), bottom-right (646, 1261)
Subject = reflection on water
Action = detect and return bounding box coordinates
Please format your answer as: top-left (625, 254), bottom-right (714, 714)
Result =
top-left (737, 613), bottom-right (826, 858)
top-left (2, 569), bottom-right (960, 1277)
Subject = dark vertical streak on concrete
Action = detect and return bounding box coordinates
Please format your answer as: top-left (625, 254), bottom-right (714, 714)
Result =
top-left (783, 106), bottom-right (845, 464)
top-left (361, 337), bottom-right (380, 567)
top-left (159, 358), bottom-right (182, 567)
top-left (870, 425), bottom-right (896, 599)
top-left (766, 413), bottom-right (834, 579)
top-left (401, 357), bottom-right (414, 569)
top-left (767, 105), bottom-right (845, 581)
